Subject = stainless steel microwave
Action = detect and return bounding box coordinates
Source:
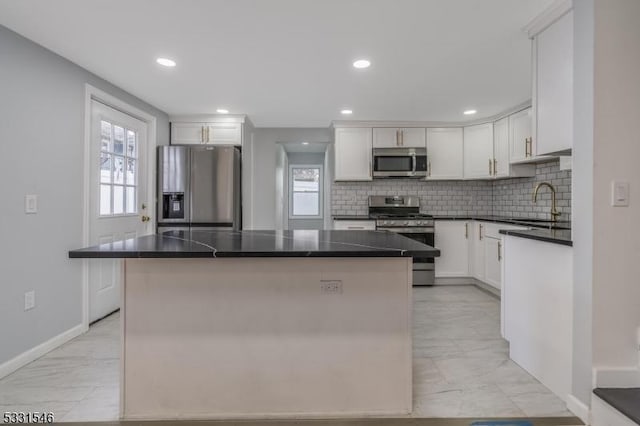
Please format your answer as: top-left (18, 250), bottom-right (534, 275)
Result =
top-left (372, 147), bottom-right (427, 178)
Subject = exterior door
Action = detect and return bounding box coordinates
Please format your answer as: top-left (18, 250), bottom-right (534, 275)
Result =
top-left (89, 100), bottom-right (150, 322)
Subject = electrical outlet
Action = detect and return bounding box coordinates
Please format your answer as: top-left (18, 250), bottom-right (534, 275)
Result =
top-left (24, 291), bottom-right (35, 311)
top-left (25, 194), bottom-right (38, 214)
top-left (320, 280), bottom-right (343, 294)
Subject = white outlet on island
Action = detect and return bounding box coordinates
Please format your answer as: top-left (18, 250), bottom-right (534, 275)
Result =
top-left (24, 291), bottom-right (35, 311)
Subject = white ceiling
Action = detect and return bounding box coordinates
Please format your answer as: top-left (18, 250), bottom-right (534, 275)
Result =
top-left (0, 0), bottom-right (554, 127)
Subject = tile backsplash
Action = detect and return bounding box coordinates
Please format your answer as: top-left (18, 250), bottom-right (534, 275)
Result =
top-left (331, 159), bottom-right (571, 220)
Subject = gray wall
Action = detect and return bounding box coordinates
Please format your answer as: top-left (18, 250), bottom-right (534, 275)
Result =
top-left (287, 152), bottom-right (326, 230)
top-left (247, 128), bottom-right (331, 229)
top-left (0, 25), bottom-right (169, 366)
top-left (331, 159), bottom-right (571, 219)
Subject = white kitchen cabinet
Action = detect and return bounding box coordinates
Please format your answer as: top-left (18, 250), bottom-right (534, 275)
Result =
top-left (373, 128), bottom-right (425, 148)
top-left (426, 128), bottom-right (464, 180)
top-left (332, 220), bottom-right (376, 230)
top-left (171, 122), bottom-right (208, 145)
top-left (463, 123), bottom-right (494, 179)
top-left (469, 221), bottom-right (486, 281)
top-left (171, 122), bottom-right (242, 145)
top-left (493, 117), bottom-right (510, 177)
top-left (534, 10), bottom-right (573, 156)
top-left (434, 220), bottom-right (470, 277)
top-left (509, 108), bottom-right (533, 162)
top-left (334, 128), bottom-right (372, 181)
top-left (484, 237), bottom-right (502, 289)
top-left (502, 235), bottom-right (573, 399)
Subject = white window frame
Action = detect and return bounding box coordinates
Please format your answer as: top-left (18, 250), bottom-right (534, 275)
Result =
top-left (288, 164), bottom-right (323, 219)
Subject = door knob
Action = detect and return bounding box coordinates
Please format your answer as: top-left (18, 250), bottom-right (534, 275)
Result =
top-left (141, 215), bottom-right (151, 223)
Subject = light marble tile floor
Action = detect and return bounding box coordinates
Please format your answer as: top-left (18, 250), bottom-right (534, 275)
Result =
top-left (0, 285), bottom-right (574, 422)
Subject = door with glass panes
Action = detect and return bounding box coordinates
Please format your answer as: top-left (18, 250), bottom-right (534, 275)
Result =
top-left (89, 101), bottom-right (150, 322)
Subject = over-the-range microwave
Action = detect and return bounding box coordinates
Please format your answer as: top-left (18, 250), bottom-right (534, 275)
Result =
top-left (372, 147), bottom-right (427, 178)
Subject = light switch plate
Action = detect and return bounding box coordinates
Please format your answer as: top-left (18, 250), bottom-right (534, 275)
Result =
top-left (611, 181), bottom-right (630, 207)
top-left (24, 291), bottom-right (35, 311)
top-left (25, 194), bottom-right (38, 214)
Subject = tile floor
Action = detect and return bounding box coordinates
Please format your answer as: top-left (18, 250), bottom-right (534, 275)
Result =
top-left (0, 285), bottom-right (574, 422)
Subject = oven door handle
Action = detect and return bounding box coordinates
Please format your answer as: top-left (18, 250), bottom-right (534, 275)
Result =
top-left (377, 227), bottom-right (434, 233)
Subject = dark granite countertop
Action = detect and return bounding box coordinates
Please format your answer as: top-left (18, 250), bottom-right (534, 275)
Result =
top-left (594, 388), bottom-right (640, 425)
top-left (434, 215), bottom-right (572, 230)
top-left (68, 229), bottom-right (441, 259)
top-left (332, 216), bottom-right (374, 221)
top-left (499, 228), bottom-right (573, 246)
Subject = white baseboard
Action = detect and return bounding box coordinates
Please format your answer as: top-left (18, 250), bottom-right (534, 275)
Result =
top-left (0, 323), bottom-right (87, 379)
top-left (593, 367), bottom-right (640, 388)
top-left (566, 393), bottom-right (591, 424)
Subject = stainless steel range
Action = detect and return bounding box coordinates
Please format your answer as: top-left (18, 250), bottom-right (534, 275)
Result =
top-left (368, 195), bottom-right (435, 286)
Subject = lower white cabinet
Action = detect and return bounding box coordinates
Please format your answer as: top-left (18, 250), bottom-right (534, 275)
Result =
top-left (502, 235), bottom-right (572, 400)
top-left (332, 220), bottom-right (376, 230)
top-left (469, 221), bottom-right (486, 281)
top-left (484, 237), bottom-right (502, 289)
top-left (434, 221), bottom-right (470, 277)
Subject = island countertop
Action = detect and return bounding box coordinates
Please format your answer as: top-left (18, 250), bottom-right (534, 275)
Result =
top-left (68, 229), bottom-right (441, 259)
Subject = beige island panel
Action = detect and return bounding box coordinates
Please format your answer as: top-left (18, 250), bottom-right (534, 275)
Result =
top-left (121, 256), bottom-right (412, 420)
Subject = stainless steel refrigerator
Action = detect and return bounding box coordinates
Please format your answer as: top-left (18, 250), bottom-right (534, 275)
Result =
top-left (157, 145), bottom-right (241, 232)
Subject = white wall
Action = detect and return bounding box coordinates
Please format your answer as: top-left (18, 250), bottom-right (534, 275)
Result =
top-left (0, 25), bottom-right (169, 366)
top-left (571, 0), bottom-right (594, 406)
top-left (591, 0), bottom-right (640, 370)
top-left (246, 128), bottom-right (330, 229)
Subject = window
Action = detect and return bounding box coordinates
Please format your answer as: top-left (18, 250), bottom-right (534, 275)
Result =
top-left (289, 165), bottom-right (323, 218)
top-left (99, 120), bottom-right (138, 216)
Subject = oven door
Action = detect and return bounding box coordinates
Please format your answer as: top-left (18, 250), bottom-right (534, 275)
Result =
top-left (378, 228), bottom-right (435, 286)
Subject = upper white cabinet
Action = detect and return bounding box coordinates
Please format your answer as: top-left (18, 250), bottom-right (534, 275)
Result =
top-left (533, 9), bottom-right (573, 156)
top-left (463, 123), bottom-right (494, 179)
top-left (434, 220), bottom-right (470, 277)
top-left (509, 108), bottom-right (533, 162)
top-left (171, 121), bottom-right (243, 145)
top-left (334, 128), bottom-right (373, 181)
top-left (426, 128), bottom-right (464, 180)
top-left (373, 128), bottom-right (425, 148)
top-left (493, 117), bottom-right (510, 178)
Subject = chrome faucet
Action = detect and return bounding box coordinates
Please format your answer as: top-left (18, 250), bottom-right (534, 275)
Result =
top-left (533, 182), bottom-right (561, 222)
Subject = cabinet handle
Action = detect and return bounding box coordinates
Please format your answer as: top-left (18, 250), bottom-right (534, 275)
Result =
top-left (395, 130), bottom-right (399, 146)
top-left (428, 161), bottom-right (431, 177)
top-left (201, 126), bottom-right (205, 143)
top-left (347, 226), bottom-right (365, 230)
top-left (206, 126), bottom-right (210, 143)
top-left (465, 223), bottom-right (468, 239)
top-left (401, 130), bottom-right (404, 146)
top-left (498, 241), bottom-right (502, 261)
top-left (489, 159), bottom-right (492, 175)
top-left (493, 159), bottom-right (497, 175)
top-left (525, 137), bottom-right (532, 157)
top-left (479, 224), bottom-right (483, 240)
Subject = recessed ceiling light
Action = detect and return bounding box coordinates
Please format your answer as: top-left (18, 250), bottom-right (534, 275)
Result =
top-left (353, 59), bottom-right (371, 69)
top-left (341, 109), bottom-right (353, 115)
top-left (156, 57), bottom-right (176, 67)
top-left (302, 142), bottom-right (309, 145)
top-left (216, 108), bottom-right (229, 114)
top-left (463, 109), bottom-right (477, 115)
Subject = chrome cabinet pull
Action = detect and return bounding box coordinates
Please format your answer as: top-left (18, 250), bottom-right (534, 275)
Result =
top-left (498, 241), bottom-right (502, 261)
top-left (479, 224), bottom-right (483, 240)
top-left (465, 222), bottom-right (468, 239)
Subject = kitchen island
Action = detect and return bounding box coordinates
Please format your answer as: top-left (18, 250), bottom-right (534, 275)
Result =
top-left (69, 230), bottom-right (439, 420)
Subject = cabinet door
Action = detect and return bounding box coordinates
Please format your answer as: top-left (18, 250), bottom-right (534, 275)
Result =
top-left (206, 123), bottom-right (242, 145)
top-left (399, 128), bottom-right (426, 148)
top-left (535, 10), bottom-right (573, 155)
top-left (463, 123), bottom-right (494, 179)
top-left (426, 128), bottom-right (463, 180)
top-left (372, 128), bottom-right (400, 148)
top-left (484, 237), bottom-right (502, 289)
top-left (509, 108), bottom-right (531, 162)
top-left (469, 222), bottom-right (486, 281)
top-left (435, 221), bottom-right (470, 277)
top-left (333, 220), bottom-right (376, 230)
top-left (334, 128), bottom-right (372, 181)
top-left (171, 122), bottom-right (206, 145)
top-left (493, 117), bottom-right (510, 177)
